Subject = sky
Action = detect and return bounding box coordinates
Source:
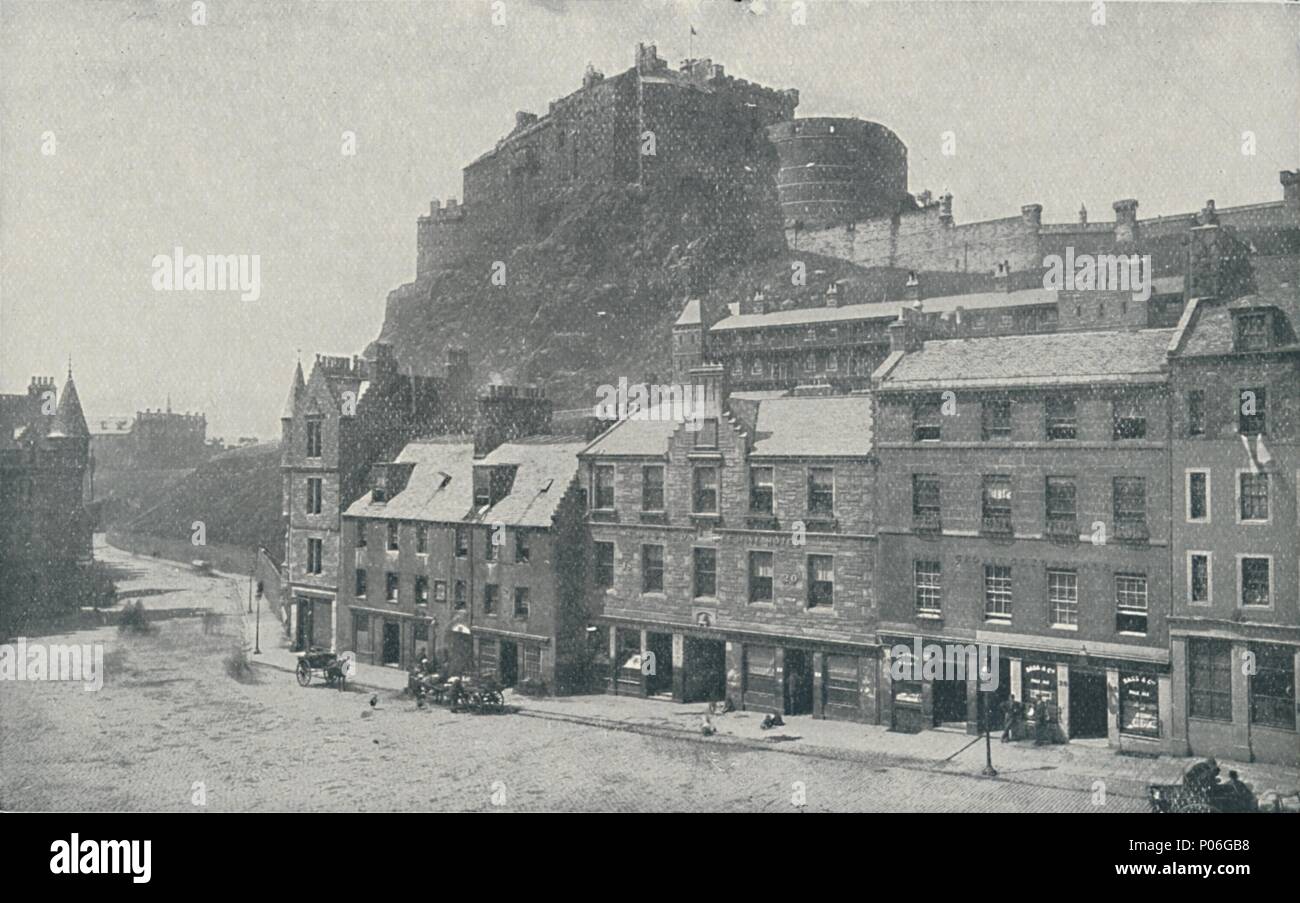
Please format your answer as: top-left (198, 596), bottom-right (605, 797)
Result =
top-left (1, 0), bottom-right (1296, 439)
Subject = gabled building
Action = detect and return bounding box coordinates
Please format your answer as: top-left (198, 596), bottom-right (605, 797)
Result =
top-left (338, 436), bottom-right (591, 691)
top-left (580, 365), bottom-right (882, 720)
top-left (280, 343), bottom-right (475, 650)
top-left (873, 323), bottom-right (1178, 751)
top-left (0, 368), bottom-right (95, 633)
top-left (1166, 233), bottom-right (1300, 766)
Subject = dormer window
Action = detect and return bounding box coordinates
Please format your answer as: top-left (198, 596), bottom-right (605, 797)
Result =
top-left (1235, 312), bottom-right (1270, 352)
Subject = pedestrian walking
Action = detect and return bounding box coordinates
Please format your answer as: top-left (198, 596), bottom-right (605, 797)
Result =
top-left (1000, 694), bottom-right (1020, 742)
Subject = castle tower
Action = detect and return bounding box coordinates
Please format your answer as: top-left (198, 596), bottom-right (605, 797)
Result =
top-left (767, 117), bottom-right (909, 228)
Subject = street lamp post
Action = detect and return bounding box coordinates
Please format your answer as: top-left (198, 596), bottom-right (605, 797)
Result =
top-left (247, 551), bottom-right (254, 614)
top-left (980, 682), bottom-right (997, 777)
top-left (254, 547), bottom-right (263, 655)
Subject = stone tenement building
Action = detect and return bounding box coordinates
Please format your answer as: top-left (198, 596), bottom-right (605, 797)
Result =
top-left (89, 401), bottom-right (211, 470)
top-left (280, 342), bottom-right (556, 651)
top-left (415, 43), bottom-right (798, 275)
top-left (0, 369), bottom-right (95, 633)
top-left (339, 436), bottom-right (590, 688)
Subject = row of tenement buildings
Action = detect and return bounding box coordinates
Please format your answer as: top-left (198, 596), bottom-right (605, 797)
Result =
top-left (283, 44), bottom-right (1298, 766)
top-left (284, 175), bottom-right (1300, 767)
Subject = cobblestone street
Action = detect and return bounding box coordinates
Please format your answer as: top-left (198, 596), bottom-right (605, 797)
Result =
top-left (2, 542), bottom-right (1293, 813)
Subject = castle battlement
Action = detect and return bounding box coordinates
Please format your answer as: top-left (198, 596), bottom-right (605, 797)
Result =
top-left (136, 409), bottom-right (205, 424)
top-left (415, 42), bottom-right (798, 278)
top-left (480, 383), bottom-right (546, 402)
top-left (315, 353), bottom-right (364, 377)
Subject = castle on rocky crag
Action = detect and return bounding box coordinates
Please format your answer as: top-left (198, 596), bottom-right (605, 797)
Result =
top-left (415, 43), bottom-right (798, 276)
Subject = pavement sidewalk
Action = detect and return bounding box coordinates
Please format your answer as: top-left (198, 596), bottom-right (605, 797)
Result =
top-left (228, 566), bottom-right (1299, 807)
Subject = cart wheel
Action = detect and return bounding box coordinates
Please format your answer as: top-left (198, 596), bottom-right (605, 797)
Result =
top-left (295, 661), bottom-right (311, 686)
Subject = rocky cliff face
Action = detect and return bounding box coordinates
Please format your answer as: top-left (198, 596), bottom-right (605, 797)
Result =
top-left (377, 169), bottom-right (826, 405)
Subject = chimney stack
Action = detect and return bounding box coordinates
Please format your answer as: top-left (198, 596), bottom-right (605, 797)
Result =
top-left (1113, 198), bottom-right (1140, 245)
top-left (1281, 170), bottom-right (1300, 209)
top-left (938, 192), bottom-right (954, 226)
top-left (888, 303), bottom-right (924, 356)
top-left (904, 271), bottom-right (922, 302)
top-left (688, 363), bottom-right (727, 419)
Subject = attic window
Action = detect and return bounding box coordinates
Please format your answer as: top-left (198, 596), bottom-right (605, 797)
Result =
top-left (1234, 312), bottom-right (1270, 352)
top-left (372, 487), bottom-right (386, 503)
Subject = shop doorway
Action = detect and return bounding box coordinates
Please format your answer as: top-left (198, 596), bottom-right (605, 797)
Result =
top-left (381, 621), bottom-right (401, 667)
top-left (447, 629), bottom-right (473, 675)
top-left (645, 631), bottom-right (674, 697)
top-left (498, 639), bottom-right (519, 687)
top-left (294, 598), bottom-right (313, 651)
top-left (784, 648), bottom-right (814, 715)
top-left (684, 637), bottom-right (726, 702)
top-left (1069, 670), bottom-right (1109, 739)
top-left (933, 678), bottom-right (968, 725)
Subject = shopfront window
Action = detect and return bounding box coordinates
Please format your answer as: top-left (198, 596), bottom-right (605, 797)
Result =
top-left (1250, 644), bottom-right (1296, 730)
top-left (1189, 638), bottom-right (1232, 722)
top-left (1023, 662), bottom-right (1057, 708)
top-left (1119, 672), bottom-right (1159, 737)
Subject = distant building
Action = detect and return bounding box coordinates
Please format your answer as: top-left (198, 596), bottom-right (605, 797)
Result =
top-left (0, 368), bottom-right (95, 632)
top-left (89, 398), bottom-right (211, 469)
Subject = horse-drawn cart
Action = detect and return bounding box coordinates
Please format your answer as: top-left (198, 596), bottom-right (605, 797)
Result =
top-left (412, 672), bottom-right (505, 713)
top-left (296, 648), bottom-right (353, 690)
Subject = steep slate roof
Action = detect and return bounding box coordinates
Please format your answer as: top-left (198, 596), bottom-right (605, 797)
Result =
top-left (53, 375), bottom-right (89, 438)
top-left (711, 287), bottom-right (1058, 332)
top-left (473, 437), bottom-right (587, 528)
top-left (877, 328), bottom-right (1177, 391)
top-left (1177, 288), bottom-right (1300, 358)
top-left (581, 408), bottom-right (681, 457)
top-left (674, 298), bottom-right (701, 327)
top-left (281, 360), bottom-right (306, 420)
top-left (749, 395), bottom-right (874, 458)
top-left (344, 439), bottom-right (476, 522)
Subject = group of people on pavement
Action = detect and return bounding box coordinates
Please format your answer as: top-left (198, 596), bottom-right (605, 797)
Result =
top-left (997, 694), bottom-right (1055, 745)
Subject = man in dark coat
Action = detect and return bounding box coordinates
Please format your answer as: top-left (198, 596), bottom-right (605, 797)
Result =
top-left (1000, 695), bottom-right (1021, 742)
